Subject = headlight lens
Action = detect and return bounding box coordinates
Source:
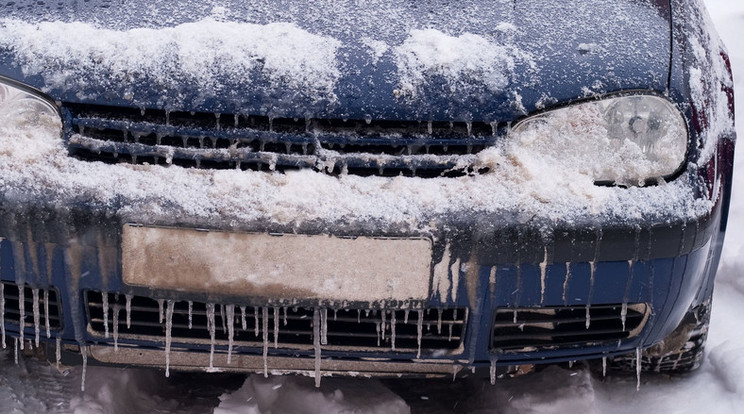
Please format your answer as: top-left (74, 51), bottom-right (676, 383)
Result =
top-left (511, 95), bottom-right (687, 186)
top-left (0, 79), bottom-right (61, 134)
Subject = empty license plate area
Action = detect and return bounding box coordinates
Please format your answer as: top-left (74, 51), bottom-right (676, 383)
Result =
top-left (121, 225), bottom-right (433, 302)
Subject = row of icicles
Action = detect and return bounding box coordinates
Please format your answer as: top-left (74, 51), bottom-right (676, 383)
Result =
top-left (0, 286), bottom-right (646, 391)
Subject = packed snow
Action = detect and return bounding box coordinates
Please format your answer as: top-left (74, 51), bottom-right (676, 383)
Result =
top-left (0, 18), bottom-right (342, 109)
top-left (393, 29), bottom-right (526, 99)
top-left (0, 0), bottom-right (743, 412)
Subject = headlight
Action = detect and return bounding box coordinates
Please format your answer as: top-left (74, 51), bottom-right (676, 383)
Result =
top-left (511, 95), bottom-right (687, 186)
top-left (0, 78), bottom-right (61, 134)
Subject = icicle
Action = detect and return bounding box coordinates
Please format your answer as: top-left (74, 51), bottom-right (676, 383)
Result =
top-left (273, 307), bottom-right (279, 348)
top-left (379, 309), bottom-right (386, 342)
top-left (333, 309), bottom-right (338, 321)
top-left (513, 309), bottom-right (518, 324)
top-left (636, 347), bottom-right (642, 391)
top-left (206, 303), bottom-right (216, 369)
top-left (165, 300), bottom-right (174, 377)
top-left (569, 360), bottom-right (574, 368)
top-left (14, 337), bottom-right (18, 365)
top-left (622, 259), bottom-right (633, 332)
top-left (113, 304), bottom-right (120, 351)
top-left (404, 309), bottom-right (409, 324)
top-left (81, 347), bottom-right (88, 392)
top-left (586, 261), bottom-right (596, 329)
top-left (184, 301), bottom-right (191, 329)
top-left (437, 309), bottom-right (443, 334)
top-left (220, 304), bottom-right (227, 334)
top-left (55, 337), bottom-right (61, 368)
top-left (283, 307), bottom-right (288, 326)
top-left (357, 309), bottom-right (361, 323)
top-left (30, 288), bottom-right (40, 347)
top-left (157, 299), bottom-right (164, 324)
top-left (43, 290), bottom-right (50, 339)
top-left (0, 283), bottom-right (4, 348)
top-left (226, 304), bottom-right (235, 365)
top-left (466, 121), bottom-right (473, 136)
top-left (240, 306), bottom-right (247, 331)
top-left (375, 320), bottom-right (381, 346)
top-left (320, 308), bottom-right (328, 345)
top-left (490, 357), bottom-right (498, 385)
top-left (427, 120), bottom-right (433, 135)
top-left (125, 295), bottom-right (132, 329)
top-left (262, 307), bottom-right (269, 377)
top-left (563, 262), bottom-right (571, 306)
top-left (102, 291), bottom-right (110, 339)
top-left (18, 287), bottom-right (25, 350)
top-left (390, 310), bottom-right (397, 350)
top-left (313, 308), bottom-right (322, 388)
top-left (539, 247), bottom-right (548, 305)
top-left (449, 323), bottom-right (454, 341)
top-left (416, 310), bottom-right (423, 358)
top-left (254, 306), bottom-right (260, 336)
top-left (602, 357), bottom-right (607, 377)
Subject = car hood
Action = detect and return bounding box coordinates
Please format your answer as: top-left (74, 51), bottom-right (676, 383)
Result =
top-left (0, 0), bottom-right (671, 122)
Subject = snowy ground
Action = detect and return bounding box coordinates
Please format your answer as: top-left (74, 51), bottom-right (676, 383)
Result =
top-left (1, 1), bottom-right (743, 413)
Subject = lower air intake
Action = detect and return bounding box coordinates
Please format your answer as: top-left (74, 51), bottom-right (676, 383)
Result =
top-left (491, 304), bottom-right (649, 352)
top-left (0, 281), bottom-right (63, 331)
top-left (85, 291), bottom-right (467, 353)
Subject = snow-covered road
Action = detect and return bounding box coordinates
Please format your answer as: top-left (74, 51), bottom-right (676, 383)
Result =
top-left (1, 1), bottom-right (743, 412)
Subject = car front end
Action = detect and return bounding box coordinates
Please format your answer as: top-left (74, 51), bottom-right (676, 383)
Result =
top-left (0, 0), bottom-right (735, 384)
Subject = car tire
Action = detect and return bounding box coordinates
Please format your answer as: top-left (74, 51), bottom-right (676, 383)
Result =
top-left (608, 298), bottom-right (711, 373)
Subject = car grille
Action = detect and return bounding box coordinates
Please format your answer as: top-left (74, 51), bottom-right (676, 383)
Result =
top-left (85, 291), bottom-right (467, 353)
top-left (0, 281), bottom-right (63, 331)
top-left (62, 103), bottom-right (499, 178)
top-left (491, 304), bottom-right (649, 351)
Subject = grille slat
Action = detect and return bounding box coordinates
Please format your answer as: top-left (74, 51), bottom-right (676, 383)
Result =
top-left (86, 291), bottom-right (467, 353)
top-left (64, 103), bottom-right (499, 178)
top-left (1, 281), bottom-right (63, 330)
top-left (491, 304), bottom-right (649, 351)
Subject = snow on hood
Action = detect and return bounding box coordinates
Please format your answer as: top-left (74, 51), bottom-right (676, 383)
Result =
top-left (0, 0), bottom-right (671, 121)
top-left (0, 18), bottom-right (342, 115)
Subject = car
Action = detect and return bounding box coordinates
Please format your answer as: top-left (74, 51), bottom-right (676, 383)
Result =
top-left (0, 0), bottom-right (735, 388)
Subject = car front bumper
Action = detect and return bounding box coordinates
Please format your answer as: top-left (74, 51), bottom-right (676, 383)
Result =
top-left (0, 163), bottom-right (728, 377)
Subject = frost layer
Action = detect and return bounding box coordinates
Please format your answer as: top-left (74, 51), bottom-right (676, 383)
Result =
top-left (0, 18), bottom-right (342, 110)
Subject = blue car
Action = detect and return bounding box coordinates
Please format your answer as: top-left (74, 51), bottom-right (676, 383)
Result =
top-left (0, 0), bottom-right (735, 385)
